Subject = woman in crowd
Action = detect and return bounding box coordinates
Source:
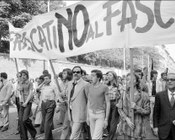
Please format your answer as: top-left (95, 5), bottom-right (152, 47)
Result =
top-left (106, 71), bottom-right (121, 140)
top-left (117, 74), bottom-right (150, 140)
top-left (57, 68), bottom-right (73, 139)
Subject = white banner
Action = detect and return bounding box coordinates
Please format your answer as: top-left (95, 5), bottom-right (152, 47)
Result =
top-left (9, 1), bottom-right (175, 60)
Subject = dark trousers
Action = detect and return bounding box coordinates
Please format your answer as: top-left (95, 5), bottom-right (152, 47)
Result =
top-left (15, 97), bottom-right (20, 132)
top-left (19, 102), bottom-right (36, 140)
top-left (159, 125), bottom-right (175, 140)
top-left (107, 101), bottom-right (120, 140)
top-left (40, 100), bottom-right (56, 140)
top-left (82, 122), bottom-right (92, 140)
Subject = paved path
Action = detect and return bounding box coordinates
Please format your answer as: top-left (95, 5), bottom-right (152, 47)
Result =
top-left (0, 105), bottom-right (158, 140)
top-left (0, 105), bottom-right (62, 139)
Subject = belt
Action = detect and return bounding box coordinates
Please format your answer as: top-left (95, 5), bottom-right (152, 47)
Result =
top-left (89, 109), bottom-right (105, 114)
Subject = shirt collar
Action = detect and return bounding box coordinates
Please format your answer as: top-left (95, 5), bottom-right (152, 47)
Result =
top-left (73, 78), bottom-right (82, 84)
top-left (168, 90), bottom-right (175, 95)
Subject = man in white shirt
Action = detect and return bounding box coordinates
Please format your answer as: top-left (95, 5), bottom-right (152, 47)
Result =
top-left (40, 73), bottom-right (63, 140)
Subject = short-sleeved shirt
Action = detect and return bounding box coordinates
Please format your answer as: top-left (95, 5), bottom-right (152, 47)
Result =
top-left (40, 84), bottom-right (58, 102)
top-left (85, 83), bottom-right (108, 111)
top-left (18, 80), bottom-right (33, 103)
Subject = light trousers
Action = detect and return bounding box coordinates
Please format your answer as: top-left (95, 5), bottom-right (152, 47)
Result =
top-left (0, 104), bottom-right (9, 128)
top-left (70, 122), bottom-right (83, 140)
top-left (60, 103), bottom-right (71, 139)
top-left (89, 109), bottom-right (105, 139)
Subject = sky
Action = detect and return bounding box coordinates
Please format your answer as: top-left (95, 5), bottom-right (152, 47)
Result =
top-left (165, 44), bottom-right (175, 60)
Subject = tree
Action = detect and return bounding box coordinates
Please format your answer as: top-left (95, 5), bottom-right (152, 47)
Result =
top-left (0, 0), bottom-right (65, 53)
top-left (0, 0), bottom-right (65, 67)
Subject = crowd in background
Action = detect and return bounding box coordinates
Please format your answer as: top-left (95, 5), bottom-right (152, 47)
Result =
top-left (0, 65), bottom-right (174, 140)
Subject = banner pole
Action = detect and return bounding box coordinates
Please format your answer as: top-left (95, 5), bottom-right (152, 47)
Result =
top-left (147, 55), bottom-right (152, 97)
top-left (123, 47), bottom-right (126, 75)
top-left (125, 1), bottom-right (134, 137)
top-left (142, 48), bottom-right (144, 71)
top-left (49, 60), bottom-right (61, 93)
top-left (43, 60), bottom-right (46, 71)
top-left (129, 48), bottom-right (134, 139)
top-left (47, 0), bottom-right (50, 12)
top-left (14, 58), bottom-right (19, 73)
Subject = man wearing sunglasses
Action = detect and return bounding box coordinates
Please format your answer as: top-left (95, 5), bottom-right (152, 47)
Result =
top-left (153, 73), bottom-right (175, 140)
top-left (67, 66), bottom-right (89, 140)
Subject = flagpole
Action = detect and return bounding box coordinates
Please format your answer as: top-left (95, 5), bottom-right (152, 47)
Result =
top-left (142, 48), bottom-right (144, 71)
top-left (43, 0), bottom-right (50, 72)
top-left (123, 47), bottom-right (126, 75)
top-left (49, 60), bottom-right (61, 93)
top-left (147, 54), bottom-right (152, 96)
top-left (47, 0), bottom-right (50, 12)
top-left (14, 58), bottom-right (19, 73)
top-left (129, 48), bottom-right (134, 139)
top-left (126, 5), bottom-right (134, 138)
top-left (43, 60), bottom-right (46, 71)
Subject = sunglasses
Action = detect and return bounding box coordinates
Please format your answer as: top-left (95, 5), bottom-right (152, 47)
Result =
top-left (73, 71), bottom-right (81, 74)
top-left (166, 79), bottom-right (175, 82)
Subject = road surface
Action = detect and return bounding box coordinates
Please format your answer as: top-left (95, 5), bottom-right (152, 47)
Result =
top-left (0, 105), bottom-right (158, 140)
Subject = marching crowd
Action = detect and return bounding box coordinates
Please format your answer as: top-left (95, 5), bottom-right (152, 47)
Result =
top-left (0, 66), bottom-right (175, 140)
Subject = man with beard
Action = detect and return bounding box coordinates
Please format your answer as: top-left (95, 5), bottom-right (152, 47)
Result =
top-left (67, 66), bottom-right (89, 140)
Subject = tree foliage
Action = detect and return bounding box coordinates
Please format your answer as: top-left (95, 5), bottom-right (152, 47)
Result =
top-left (67, 47), bottom-right (164, 70)
top-left (0, 0), bottom-right (65, 68)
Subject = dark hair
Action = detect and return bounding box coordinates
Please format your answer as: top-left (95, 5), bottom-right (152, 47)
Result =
top-left (39, 75), bottom-right (44, 82)
top-left (0, 72), bottom-right (7, 79)
top-left (43, 73), bottom-right (51, 79)
top-left (134, 69), bottom-right (142, 73)
top-left (134, 74), bottom-right (141, 91)
top-left (43, 70), bottom-right (49, 76)
top-left (82, 69), bottom-right (87, 76)
top-left (161, 72), bottom-right (167, 78)
top-left (63, 68), bottom-right (73, 81)
top-left (151, 70), bottom-right (158, 80)
top-left (72, 66), bottom-right (83, 74)
top-left (20, 70), bottom-right (29, 79)
top-left (91, 69), bottom-right (103, 81)
top-left (58, 72), bottom-right (63, 79)
top-left (106, 71), bottom-right (118, 87)
top-left (16, 72), bottom-right (21, 78)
